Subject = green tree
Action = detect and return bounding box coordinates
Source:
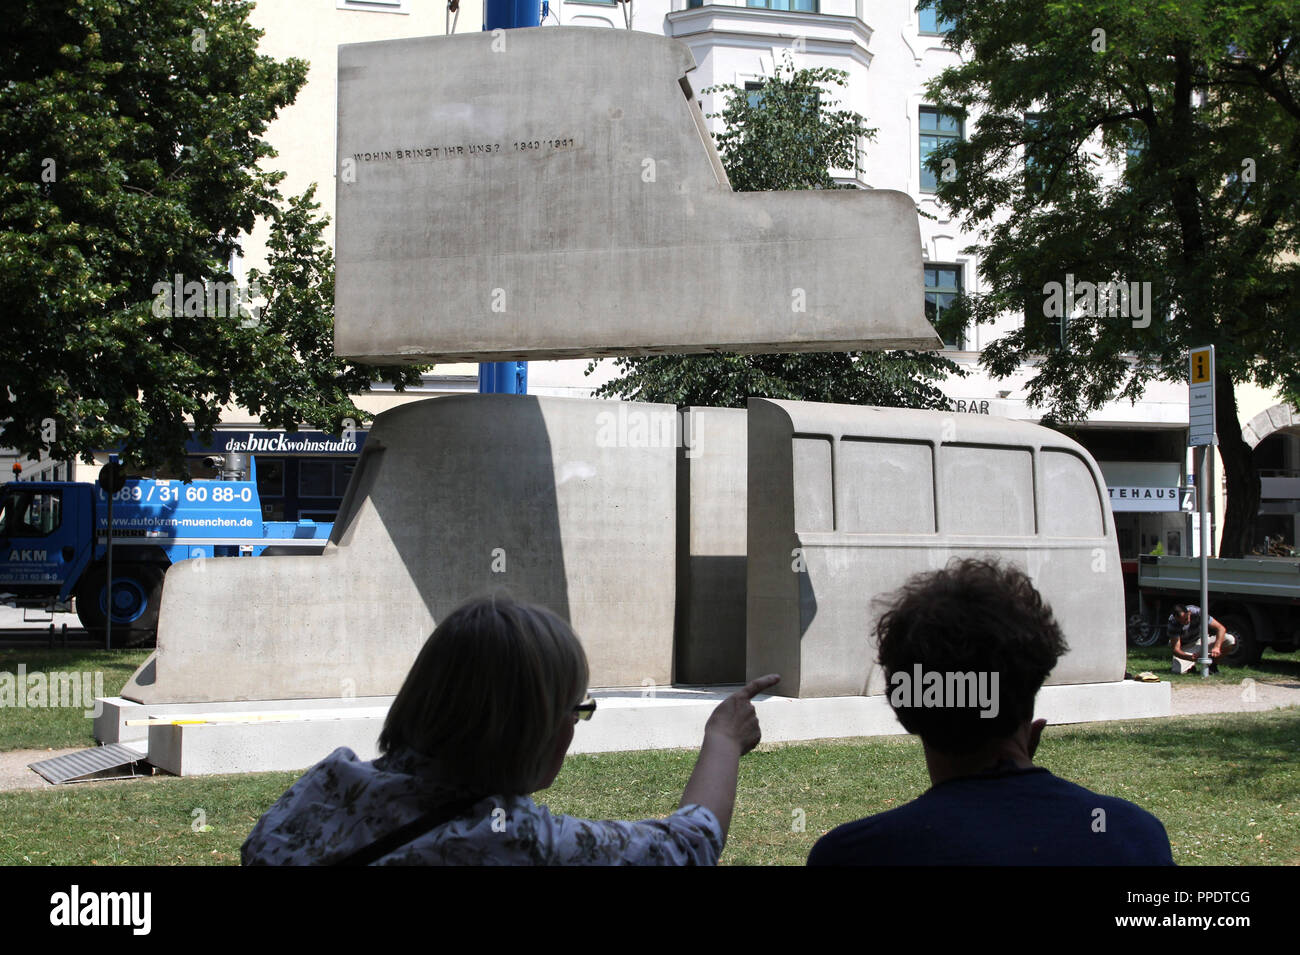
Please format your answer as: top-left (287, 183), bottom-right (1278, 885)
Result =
top-left (0, 0), bottom-right (420, 476)
top-left (921, 0), bottom-right (1300, 556)
top-left (589, 58), bottom-right (961, 411)
top-left (238, 186), bottom-right (409, 444)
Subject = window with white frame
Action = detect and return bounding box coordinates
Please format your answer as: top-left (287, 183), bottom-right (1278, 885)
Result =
top-left (919, 106), bottom-right (962, 193)
top-left (924, 264), bottom-right (965, 349)
top-left (918, 4), bottom-right (953, 35)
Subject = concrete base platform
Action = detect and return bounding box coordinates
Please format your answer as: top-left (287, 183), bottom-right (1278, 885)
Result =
top-left (93, 681), bottom-right (1171, 776)
top-left (572, 680), bottom-right (1172, 753)
top-left (94, 695), bottom-right (396, 744)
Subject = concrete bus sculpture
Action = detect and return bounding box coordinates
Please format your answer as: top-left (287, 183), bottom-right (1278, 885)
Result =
top-left (86, 29), bottom-right (1163, 777)
top-left (118, 394), bottom-right (1122, 705)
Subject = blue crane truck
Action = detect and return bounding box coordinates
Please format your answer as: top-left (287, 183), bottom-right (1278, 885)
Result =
top-left (0, 456), bottom-right (332, 645)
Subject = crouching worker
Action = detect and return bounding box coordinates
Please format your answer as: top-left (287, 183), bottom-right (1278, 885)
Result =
top-left (808, 559), bottom-right (1173, 866)
top-left (1168, 604), bottom-right (1236, 674)
top-left (242, 594), bottom-right (779, 865)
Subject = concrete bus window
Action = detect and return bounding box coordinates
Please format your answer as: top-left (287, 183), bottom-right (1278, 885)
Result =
top-left (793, 436), bottom-right (834, 533)
top-left (1040, 450), bottom-right (1105, 538)
top-left (940, 446), bottom-right (1034, 536)
top-left (839, 438), bottom-right (936, 534)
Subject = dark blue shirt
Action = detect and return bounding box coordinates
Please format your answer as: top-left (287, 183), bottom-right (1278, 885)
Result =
top-left (807, 765), bottom-right (1174, 866)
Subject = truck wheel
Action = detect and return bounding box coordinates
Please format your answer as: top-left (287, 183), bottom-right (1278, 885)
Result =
top-left (1216, 613), bottom-right (1262, 667)
top-left (76, 564), bottom-right (164, 648)
top-left (1127, 614), bottom-right (1163, 648)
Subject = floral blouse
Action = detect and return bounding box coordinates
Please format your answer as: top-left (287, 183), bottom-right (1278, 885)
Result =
top-left (241, 746), bottom-right (724, 866)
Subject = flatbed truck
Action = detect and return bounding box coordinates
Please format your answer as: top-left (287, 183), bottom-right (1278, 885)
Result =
top-left (1136, 554), bottom-right (1300, 664)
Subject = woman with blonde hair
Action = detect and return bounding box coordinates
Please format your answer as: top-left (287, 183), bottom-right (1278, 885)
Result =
top-left (242, 594), bottom-right (778, 865)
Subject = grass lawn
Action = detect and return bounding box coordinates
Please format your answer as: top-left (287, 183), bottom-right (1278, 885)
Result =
top-left (1, 708), bottom-right (1296, 866)
top-left (0, 649), bottom-right (151, 752)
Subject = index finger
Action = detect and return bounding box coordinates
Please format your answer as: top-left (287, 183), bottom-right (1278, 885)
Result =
top-left (735, 673), bottom-right (781, 701)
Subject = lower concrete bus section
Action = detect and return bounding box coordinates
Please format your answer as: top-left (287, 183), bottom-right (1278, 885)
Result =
top-left (746, 398), bottom-right (1124, 697)
top-left (106, 394), bottom-right (1165, 773)
top-left (123, 395), bottom-right (677, 703)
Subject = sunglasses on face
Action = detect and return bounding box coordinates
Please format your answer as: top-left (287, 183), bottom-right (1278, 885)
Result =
top-left (573, 696), bottom-right (597, 721)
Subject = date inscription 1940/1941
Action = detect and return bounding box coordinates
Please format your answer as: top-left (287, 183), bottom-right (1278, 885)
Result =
top-left (351, 138), bottom-right (576, 164)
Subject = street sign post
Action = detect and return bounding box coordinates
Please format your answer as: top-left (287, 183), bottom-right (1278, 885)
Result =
top-left (1188, 346), bottom-right (1215, 677)
top-left (1189, 346), bottom-right (1216, 448)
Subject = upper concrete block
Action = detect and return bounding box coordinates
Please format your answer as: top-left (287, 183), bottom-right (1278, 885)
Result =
top-left (123, 395), bottom-right (677, 703)
top-left (746, 398), bottom-right (1124, 698)
top-left (334, 27), bottom-right (939, 363)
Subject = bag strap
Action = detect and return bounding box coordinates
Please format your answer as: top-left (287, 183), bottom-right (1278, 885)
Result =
top-left (334, 794), bottom-right (486, 866)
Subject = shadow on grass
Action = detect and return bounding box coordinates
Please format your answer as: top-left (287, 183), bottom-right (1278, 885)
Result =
top-left (1110, 708), bottom-right (1299, 786)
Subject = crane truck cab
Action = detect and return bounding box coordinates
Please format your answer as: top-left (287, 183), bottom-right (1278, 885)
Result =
top-left (0, 458), bottom-right (332, 645)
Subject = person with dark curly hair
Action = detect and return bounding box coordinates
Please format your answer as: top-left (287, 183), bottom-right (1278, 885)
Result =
top-left (808, 558), bottom-right (1173, 866)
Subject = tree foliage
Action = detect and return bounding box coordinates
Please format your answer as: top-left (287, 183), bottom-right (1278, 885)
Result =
top-left (921, 0), bottom-right (1300, 555)
top-left (0, 0), bottom-right (420, 475)
top-left (590, 58), bottom-right (962, 410)
top-left (589, 350), bottom-right (957, 410)
top-left (711, 58), bottom-right (872, 192)
top-left (240, 186), bottom-right (418, 442)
